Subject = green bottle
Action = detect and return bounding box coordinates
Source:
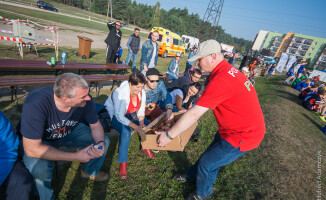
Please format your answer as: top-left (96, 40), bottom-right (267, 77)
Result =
top-left (51, 57), bottom-right (55, 67)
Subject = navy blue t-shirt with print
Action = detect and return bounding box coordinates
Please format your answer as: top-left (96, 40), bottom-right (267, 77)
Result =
top-left (20, 87), bottom-right (98, 141)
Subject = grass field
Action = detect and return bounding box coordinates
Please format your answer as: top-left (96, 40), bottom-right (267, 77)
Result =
top-left (0, 1), bottom-right (148, 38)
top-left (1, 43), bottom-right (325, 199)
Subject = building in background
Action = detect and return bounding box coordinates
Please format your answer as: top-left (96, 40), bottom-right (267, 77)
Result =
top-left (314, 46), bottom-right (326, 71)
top-left (251, 30), bottom-right (269, 52)
top-left (252, 30), bottom-right (326, 69)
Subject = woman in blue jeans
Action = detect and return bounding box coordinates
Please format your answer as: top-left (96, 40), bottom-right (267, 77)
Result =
top-left (104, 72), bottom-right (153, 179)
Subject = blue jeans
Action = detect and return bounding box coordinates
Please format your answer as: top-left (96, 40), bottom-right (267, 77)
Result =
top-left (110, 112), bottom-right (150, 163)
top-left (186, 133), bottom-right (247, 197)
top-left (265, 71), bottom-right (273, 79)
top-left (22, 123), bottom-right (110, 200)
top-left (166, 72), bottom-right (178, 80)
top-left (125, 51), bottom-right (138, 72)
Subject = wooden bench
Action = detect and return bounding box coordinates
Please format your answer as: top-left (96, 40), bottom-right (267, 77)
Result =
top-left (0, 75), bottom-right (129, 104)
top-left (1, 71), bottom-right (210, 105)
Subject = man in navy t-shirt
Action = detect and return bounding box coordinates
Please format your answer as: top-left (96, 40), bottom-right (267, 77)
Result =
top-left (19, 73), bottom-right (110, 200)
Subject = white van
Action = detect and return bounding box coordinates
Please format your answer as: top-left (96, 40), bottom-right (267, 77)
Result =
top-left (181, 35), bottom-right (199, 49)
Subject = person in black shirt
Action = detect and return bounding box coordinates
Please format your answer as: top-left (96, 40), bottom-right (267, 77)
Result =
top-left (105, 21), bottom-right (122, 64)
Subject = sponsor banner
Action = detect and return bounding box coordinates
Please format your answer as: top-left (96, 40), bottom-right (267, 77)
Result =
top-left (285, 55), bottom-right (297, 72)
top-left (276, 53), bottom-right (289, 73)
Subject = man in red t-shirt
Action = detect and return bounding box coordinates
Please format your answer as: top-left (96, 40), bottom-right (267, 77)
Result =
top-left (156, 40), bottom-right (265, 200)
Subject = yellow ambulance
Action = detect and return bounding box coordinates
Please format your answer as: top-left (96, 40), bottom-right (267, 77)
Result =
top-left (147, 27), bottom-right (186, 58)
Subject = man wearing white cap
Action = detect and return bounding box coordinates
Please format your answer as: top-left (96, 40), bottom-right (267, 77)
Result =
top-left (156, 40), bottom-right (265, 199)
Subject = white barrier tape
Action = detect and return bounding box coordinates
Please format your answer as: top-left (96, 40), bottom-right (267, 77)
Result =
top-left (0, 36), bottom-right (58, 46)
top-left (27, 20), bottom-right (57, 30)
top-left (0, 16), bottom-right (57, 31)
top-left (0, 30), bottom-right (14, 34)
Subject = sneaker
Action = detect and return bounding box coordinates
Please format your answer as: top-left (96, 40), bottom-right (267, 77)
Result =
top-left (173, 174), bottom-right (188, 183)
top-left (187, 192), bottom-right (212, 200)
top-left (81, 170), bottom-right (108, 182)
top-left (320, 116), bottom-right (326, 122)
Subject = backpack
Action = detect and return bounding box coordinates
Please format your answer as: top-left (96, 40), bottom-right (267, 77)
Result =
top-left (95, 103), bottom-right (111, 132)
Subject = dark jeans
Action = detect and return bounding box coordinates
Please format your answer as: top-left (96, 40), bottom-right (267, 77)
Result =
top-left (106, 45), bottom-right (117, 63)
top-left (1, 160), bottom-right (34, 200)
top-left (22, 123), bottom-right (110, 200)
top-left (186, 133), bottom-right (247, 197)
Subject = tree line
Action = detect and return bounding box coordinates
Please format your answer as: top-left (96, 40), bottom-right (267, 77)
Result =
top-left (52, 0), bottom-right (252, 52)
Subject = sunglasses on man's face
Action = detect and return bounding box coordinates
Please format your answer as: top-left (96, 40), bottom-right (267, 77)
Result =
top-left (176, 56), bottom-right (180, 57)
top-left (147, 78), bottom-right (159, 83)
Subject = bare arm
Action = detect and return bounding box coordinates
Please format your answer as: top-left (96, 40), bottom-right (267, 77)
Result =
top-left (175, 95), bottom-right (186, 111)
top-left (23, 121), bottom-right (106, 163)
top-left (89, 120), bottom-right (105, 144)
top-left (23, 137), bottom-right (94, 163)
top-left (156, 105), bottom-right (209, 146)
top-left (88, 121), bottom-right (106, 157)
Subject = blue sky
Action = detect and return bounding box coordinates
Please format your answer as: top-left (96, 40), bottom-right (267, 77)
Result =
top-left (135, 0), bottom-right (326, 41)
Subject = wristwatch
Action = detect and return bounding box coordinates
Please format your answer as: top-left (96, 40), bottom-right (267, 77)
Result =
top-left (166, 131), bottom-right (173, 140)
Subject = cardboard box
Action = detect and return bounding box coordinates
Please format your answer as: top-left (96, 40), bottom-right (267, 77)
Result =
top-left (140, 112), bottom-right (198, 151)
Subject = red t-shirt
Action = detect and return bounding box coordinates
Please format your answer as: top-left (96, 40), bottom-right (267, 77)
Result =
top-left (126, 95), bottom-right (140, 114)
top-left (196, 60), bottom-right (265, 151)
top-left (313, 76), bottom-right (320, 82)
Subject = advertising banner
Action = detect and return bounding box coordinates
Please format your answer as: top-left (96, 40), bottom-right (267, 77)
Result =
top-left (276, 53), bottom-right (289, 73)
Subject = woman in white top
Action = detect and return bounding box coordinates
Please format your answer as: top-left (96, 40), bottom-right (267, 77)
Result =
top-left (104, 72), bottom-right (153, 179)
top-left (170, 82), bottom-right (201, 112)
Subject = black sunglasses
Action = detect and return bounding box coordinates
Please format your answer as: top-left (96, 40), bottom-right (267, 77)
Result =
top-left (147, 77), bottom-right (159, 83)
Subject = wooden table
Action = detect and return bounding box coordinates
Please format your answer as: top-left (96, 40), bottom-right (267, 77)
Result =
top-left (0, 59), bottom-right (131, 75)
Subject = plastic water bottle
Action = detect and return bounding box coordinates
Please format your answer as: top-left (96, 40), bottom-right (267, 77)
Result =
top-left (61, 50), bottom-right (66, 64)
top-left (51, 57), bottom-right (55, 67)
top-left (87, 144), bottom-right (103, 155)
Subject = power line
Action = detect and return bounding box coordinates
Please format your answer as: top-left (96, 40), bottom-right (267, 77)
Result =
top-left (220, 12), bottom-right (325, 31)
top-left (223, 5), bottom-right (326, 21)
top-left (221, 16), bottom-right (326, 36)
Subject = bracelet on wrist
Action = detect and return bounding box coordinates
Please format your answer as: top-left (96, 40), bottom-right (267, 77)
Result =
top-left (96, 140), bottom-right (106, 145)
top-left (166, 131), bottom-right (173, 140)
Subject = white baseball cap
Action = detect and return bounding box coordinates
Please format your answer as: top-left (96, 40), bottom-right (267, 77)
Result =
top-left (242, 67), bottom-right (249, 73)
top-left (188, 40), bottom-right (222, 62)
